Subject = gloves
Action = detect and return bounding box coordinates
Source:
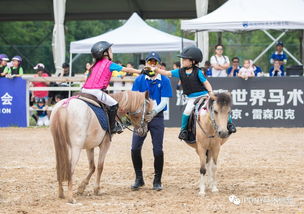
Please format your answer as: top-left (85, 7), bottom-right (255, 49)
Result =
top-left (208, 91), bottom-right (217, 100)
top-left (145, 110), bottom-right (157, 122)
top-left (141, 67), bottom-right (156, 77)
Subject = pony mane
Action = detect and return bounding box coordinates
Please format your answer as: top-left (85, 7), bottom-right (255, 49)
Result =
top-left (110, 91), bottom-right (149, 112)
top-left (209, 92), bottom-right (232, 109)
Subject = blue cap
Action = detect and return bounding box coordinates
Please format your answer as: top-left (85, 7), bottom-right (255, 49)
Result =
top-left (145, 52), bottom-right (161, 63)
top-left (0, 54), bottom-right (9, 61)
top-left (276, 41), bottom-right (284, 47)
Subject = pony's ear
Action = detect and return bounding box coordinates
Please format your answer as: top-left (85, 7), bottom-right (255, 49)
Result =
top-left (144, 91), bottom-right (149, 100)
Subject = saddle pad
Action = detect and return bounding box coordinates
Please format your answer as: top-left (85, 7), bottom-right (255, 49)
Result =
top-left (81, 100), bottom-right (109, 132)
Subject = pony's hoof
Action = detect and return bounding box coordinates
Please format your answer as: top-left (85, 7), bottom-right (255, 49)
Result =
top-left (198, 191), bottom-right (206, 196)
top-left (211, 186), bottom-right (219, 193)
top-left (59, 194), bottom-right (65, 199)
top-left (77, 186), bottom-right (86, 195)
top-left (68, 198), bottom-right (76, 204)
top-left (94, 187), bottom-right (100, 195)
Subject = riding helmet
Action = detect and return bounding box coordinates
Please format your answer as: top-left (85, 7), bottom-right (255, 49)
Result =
top-left (91, 41), bottom-right (113, 59)
top-left (12, 56), bottom-right (22, 62)
top-left (178, 46), bottom-right (203, 63)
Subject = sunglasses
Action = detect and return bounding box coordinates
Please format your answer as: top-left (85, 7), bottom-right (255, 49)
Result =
top-left (147, 60), bottom-right (158, 65)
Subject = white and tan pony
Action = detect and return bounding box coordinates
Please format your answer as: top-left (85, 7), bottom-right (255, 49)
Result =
top-left (188, 92), bottom-right (232, 196)
top-left (50, 91), bottom-right (153, 203)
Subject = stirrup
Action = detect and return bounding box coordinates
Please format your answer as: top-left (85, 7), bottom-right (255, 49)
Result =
top-left (111, 122), bottom-right (124, 134)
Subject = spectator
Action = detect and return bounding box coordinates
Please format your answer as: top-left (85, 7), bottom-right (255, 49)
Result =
top-left (6, 56), bottom-right (24, 78)
top-left (126, 62), bottom-right (138, 77)
top-left (269, 59), bottom-right (284, 76)
top-left (84, 62), bottom-right (91, 80)
top-left (210, 44), bottom-right (230, 77)
top-left (59, 62), bottom-right (74, 77)
top-left (54, 94), bottom-right (63, 103)
top-left (238, 59), bottom-right (255, 80)
top-left (160, 62), bottom-right (166, 70)
top-left (253, 64), bottom-right (263, 77)
top-left (270, 41), bottom-right (287, 72)
top-left (227, 57), bottom-right (240, 77)
top-left (32, 98), bottom-right (50, 126)
top-left (173, 61), bottom-right (181, 70)
top-left (202, 60), bottom-right (212, 77)
top-left (33, 63), bottom-right (51, 76)
top-left (31, 67), bottom-right (49, 103)
top-left (138, 59), bottom-right (146, 70)
top-left (0, 54), bottom-right (11, 77)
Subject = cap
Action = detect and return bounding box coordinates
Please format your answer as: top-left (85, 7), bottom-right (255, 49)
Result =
top-left (34, 63), bottom-right (45, 70)
top-left (145, 52), bottom-right (161, 63)
top-left (276, 41), bottom-right (284, 47)
top-left (12, 56), bottom-right (22, 62)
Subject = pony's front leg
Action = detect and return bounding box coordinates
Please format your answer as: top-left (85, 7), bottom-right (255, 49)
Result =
top-left (208, 144), bottom-right (220, 193)
top-left (58, 181), bottom-right (64, 199)
top-left (94, 135), bottom-right (110, 195)
top-left (67, 147), bottom-right (82, 204)
top-left (77, 149), bottom-right (95, 195)
top-left (196, 145), bottom-right (207, 196)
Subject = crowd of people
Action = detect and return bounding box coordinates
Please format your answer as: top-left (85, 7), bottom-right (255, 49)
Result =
top-left (201, 41), bottom-right (287, 78)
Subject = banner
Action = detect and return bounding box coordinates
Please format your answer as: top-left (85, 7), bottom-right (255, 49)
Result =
top-left (0, 78), bottom-right (27, 127)
top-left (165, 77), bottom-right (304, 127)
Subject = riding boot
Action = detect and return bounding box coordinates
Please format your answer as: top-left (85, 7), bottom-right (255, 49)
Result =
top-left (131, 150), bottom-right (145, 190)
top-left (108, 104), bottom-right (123, 134)
top-left (227, 121), bottom-right (236, 134)
top-left (178, 129), bottom-right (189, 141)
top-left (153, 153), bottom-right (164, 191)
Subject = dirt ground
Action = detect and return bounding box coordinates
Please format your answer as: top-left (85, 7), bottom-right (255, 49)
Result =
top-left (0, 127), bottom-right (303, 214)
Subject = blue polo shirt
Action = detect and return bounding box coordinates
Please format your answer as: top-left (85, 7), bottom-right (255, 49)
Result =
top-left (270, 51), bottom-right (288, 71)
top-left (227, 66), bottom-right (240, 77)
top-left (205, 68), bottom-right (212, 76)
top-left (254, 66), bottom-right (263, 77)
top-left (132, 74), bottom-right (172, 111)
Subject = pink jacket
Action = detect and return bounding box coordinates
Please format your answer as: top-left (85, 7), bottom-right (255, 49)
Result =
top-left (83, 59), bottom-right (112, 89)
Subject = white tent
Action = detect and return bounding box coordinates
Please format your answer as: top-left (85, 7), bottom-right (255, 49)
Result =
top-left (181, 0), bottom-right (304, 65)
top-left (70, 12), bottom-right (194, 54)
top-left (181, 0), bottom-right (304, 32)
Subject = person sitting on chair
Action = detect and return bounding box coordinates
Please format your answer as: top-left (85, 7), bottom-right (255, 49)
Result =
top-left (81, 41), bottom-right (143, 134)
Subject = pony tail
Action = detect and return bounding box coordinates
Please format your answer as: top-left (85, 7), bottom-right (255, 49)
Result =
top-left (50, 106), bottom-right (71, 182)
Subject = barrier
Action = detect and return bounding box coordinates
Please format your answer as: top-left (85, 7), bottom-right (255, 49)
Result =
top-left (1, 76), bottom-right (303, 127)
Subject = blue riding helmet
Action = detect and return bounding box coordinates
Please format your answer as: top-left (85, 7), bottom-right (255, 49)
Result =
top-left (0, 54), bottom-right (9, 61)
top-left (12, 56), bottom-right (22, 62)
top-left (145, 52), bottom-right (161, 63)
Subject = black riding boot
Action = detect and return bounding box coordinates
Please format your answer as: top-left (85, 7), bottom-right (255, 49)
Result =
top-left (178, 129), bottom-right (188, 141)
top-left (131, 150), bottom-right (145, 190)
top-left (108, 104), bottom-right (123, 134)
top-left (227, 121), bottom-right (236, 134)
top-left (153, 153), bottom-right (164, 191)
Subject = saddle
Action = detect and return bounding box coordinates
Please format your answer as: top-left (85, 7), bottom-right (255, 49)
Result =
top-left (185, 97), bottom-right (208, 144)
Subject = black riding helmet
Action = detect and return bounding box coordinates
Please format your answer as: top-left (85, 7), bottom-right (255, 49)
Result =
top-left (91, 41), bottom-right (113, 60)
top-left (178, 46), bottom-right (203, 64)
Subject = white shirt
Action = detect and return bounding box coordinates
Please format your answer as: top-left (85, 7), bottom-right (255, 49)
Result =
top-left (210, 55), bottom-right (230, 77)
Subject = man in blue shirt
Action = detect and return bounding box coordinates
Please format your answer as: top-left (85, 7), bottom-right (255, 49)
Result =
top-left (270, 41), bottom-right (288, 73)
top-left (227, 57), bottom-right (240, 77)
top-left (131, 52), bottom-right (172, 191)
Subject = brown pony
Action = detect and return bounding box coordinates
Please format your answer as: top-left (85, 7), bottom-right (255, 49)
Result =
top-left (50, 91), bottom-right (153, 203)
top-left (188, 92), bottom-right (232, 196)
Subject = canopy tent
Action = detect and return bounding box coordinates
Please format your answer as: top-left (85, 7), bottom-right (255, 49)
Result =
top-left (70, 13), bottom-right (194, 54)
top-left (181, 0), bottom-right (304, 65)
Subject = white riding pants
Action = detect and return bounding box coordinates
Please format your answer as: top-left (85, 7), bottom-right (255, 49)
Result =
top-left (81, 88), bottom-right (117, 106)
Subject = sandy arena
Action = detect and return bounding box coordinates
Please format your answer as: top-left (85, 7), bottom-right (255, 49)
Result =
top-left (0, 127), bottom-right (303, 213)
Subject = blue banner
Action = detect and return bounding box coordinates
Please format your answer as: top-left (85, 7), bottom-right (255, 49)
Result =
top-left (0, 78), bottom-right (27, 127)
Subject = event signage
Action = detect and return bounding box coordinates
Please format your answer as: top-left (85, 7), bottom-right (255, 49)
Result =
top-left (0, 78), bottom-right (27, 127)
top-left (165, 77), bottom-right (304, 127)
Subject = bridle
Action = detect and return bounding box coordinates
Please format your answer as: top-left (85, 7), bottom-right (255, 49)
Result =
top-left (196, 98), bottom-right (219, 138)
top-left (128, 98), bottom-right (149, 127)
